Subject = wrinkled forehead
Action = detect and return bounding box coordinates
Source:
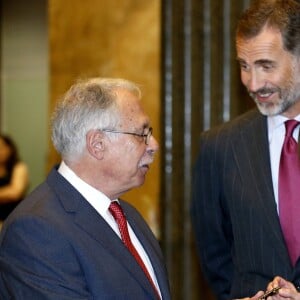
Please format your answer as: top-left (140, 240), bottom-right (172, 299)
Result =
top-left (115, 88), bottom-right (150, 129)
top-left (236, 26), bottom-right (286, 59)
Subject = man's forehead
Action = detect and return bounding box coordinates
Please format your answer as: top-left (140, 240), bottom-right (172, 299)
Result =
top-left (116, 100), bottom-right (150, 129)
top-left (236, 28), bottom-right (286, 62)
top-left (236, 26), bottom-right (283, 51)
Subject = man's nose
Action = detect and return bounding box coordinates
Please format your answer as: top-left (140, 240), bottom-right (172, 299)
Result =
top-left (246, 70), bottom-right (263, 93)
top-left (148, 135), bottom-right (159, 153)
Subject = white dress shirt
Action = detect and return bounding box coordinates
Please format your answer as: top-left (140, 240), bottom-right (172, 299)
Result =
top-left (58, 161), bottom-right (161, 296)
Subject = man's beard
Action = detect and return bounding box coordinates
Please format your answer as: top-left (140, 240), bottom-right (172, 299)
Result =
top-left (249, 80), bottom-right (300, 117)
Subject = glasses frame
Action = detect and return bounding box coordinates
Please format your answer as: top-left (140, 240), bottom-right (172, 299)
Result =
top-left (101, 127), bottom-right (153, 145)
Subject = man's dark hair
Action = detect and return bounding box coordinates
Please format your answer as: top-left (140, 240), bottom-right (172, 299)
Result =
top-left (236, 0), bottom-right (300, 56)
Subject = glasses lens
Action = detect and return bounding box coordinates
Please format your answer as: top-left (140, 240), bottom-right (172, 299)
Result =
top-left (146, 128), bottom-right (153, 145)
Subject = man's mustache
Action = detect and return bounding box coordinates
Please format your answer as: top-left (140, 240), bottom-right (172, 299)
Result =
top-left (249, 87), bottom-right (279, 98)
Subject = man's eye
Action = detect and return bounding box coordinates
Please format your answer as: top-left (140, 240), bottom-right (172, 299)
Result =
top-left (239, 63), bottom-right (249, 71)
top-left (262, 64), bottom-right (273, 71)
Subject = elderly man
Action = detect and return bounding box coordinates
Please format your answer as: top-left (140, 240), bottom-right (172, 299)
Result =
top-left (0, 78), bottom-right (170, 299)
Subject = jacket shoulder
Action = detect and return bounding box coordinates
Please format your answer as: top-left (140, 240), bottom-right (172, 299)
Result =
top-left (203, 109), bottom-right (265, 139)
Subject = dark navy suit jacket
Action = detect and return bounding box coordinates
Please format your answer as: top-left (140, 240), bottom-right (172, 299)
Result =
top-left (191, 109), bottom-right (300, 300)
top-left (0, 167), bottom-right (170, 299)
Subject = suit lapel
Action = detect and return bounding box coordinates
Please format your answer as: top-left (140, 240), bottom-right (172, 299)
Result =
top-left (47, 169), bottom-right (159, 298)
top-left (74, 203), bottom-right (165, 299)
top-left (76, 204), bottom-right (161, 298)
top-left (122, 203), bottom-right (170, 299)
top-left (231, 112), bottom-right (290, 262)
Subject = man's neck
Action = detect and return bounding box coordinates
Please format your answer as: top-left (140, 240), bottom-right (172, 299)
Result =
top-left (281, 99), bottom-right (300, 119)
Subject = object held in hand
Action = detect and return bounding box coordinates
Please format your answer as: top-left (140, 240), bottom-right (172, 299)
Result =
top-left (258, 286), bottom-right (281, 299)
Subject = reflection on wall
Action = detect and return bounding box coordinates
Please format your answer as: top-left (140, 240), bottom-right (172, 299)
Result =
top-left (1, 0), bottom-right (48, 192)
top-left (49, 0), bottom-right (161, 236)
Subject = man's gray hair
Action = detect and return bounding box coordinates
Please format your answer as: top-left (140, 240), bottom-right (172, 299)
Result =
top-left (51, 77), bottom-right (141, 162)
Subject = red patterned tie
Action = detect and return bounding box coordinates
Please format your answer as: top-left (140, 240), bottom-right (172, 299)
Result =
top-left (109, 202), bottom-right (160, 299)
top-left (279, 120), bottom-right (300, 266)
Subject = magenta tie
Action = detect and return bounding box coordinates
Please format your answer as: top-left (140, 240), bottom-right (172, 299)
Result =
top-left (109, 202), bottom-right (160, 299)
top-left (279, 120), bottom-right (300, 266)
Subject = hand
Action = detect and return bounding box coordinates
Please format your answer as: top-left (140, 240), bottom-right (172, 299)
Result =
top-left (266, 276), bottom-right (300, 299)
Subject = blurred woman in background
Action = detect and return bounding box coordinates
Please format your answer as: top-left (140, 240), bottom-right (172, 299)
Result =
top-left (0, 134), bottom-right (28, 225)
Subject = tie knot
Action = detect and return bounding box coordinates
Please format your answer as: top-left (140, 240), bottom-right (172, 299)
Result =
top-left (285, 120), bottom-right (299, 138)
top-left (109, 201), bottom-right (125, 221)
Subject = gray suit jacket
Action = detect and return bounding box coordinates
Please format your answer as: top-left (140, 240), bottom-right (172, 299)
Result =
top-left (0, 167), bottom-right (170, 299)
top-left (191, 109), bottom-right (300, 300)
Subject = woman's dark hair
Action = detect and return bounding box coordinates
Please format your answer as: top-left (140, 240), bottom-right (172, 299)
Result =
top-left (0, 135), bottom-right (20, 173)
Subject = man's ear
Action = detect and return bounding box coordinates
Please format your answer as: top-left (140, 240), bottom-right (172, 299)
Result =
top-left (86, 130), bottom-right (105, 160)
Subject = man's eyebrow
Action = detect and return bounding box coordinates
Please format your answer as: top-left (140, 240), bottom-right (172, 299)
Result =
top-left (254, 59), bottom-right (275, 65)
top-left (135, 123), bottom-right (149, 132)
top-left (236, 58), bottom-right (248, 65)
top-left (236, 58), bottom-right (276, 67)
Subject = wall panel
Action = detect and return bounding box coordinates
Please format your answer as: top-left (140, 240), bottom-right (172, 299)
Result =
top-left (49, 0), bottom-right (161, 234)
top-left (160, 0), bottom-right (252, 299)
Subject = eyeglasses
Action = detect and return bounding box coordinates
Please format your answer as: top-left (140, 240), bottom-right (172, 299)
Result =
top-left (101, 127), bottom-right (153, 145)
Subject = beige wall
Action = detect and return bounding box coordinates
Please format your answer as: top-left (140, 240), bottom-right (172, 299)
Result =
top-left (49, 0), bottom-right (161, 236)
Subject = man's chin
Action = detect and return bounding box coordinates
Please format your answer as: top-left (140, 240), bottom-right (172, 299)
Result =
top-left (134, 176), bottom-right (146, 188)
top-left (256, 101), bottom-right (284, 116)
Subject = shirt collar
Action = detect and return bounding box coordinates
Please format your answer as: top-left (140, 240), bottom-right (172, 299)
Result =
top-left (58, 161), bottom-right (115, 216)
top-left (267, 114), bottom-right (300, 142)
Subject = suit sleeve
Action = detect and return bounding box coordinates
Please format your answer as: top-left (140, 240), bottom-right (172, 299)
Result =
top-left (191, 131), bottom-right (234, 300)
top-left (0, 216), bottom-right (91, 300)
